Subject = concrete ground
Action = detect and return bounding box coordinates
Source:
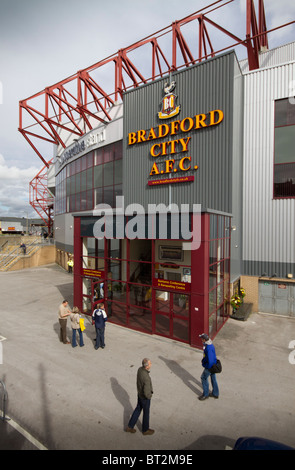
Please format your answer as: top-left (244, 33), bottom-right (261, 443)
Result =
top-left (0, 264), bottom-right (295, 451)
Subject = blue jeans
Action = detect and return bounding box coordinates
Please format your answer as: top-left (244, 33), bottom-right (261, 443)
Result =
top-left (72, 328), bottom-right (84, 347)
top-left (128, 395), bottom-right (151, 433)
top-left (201, 368), bottom-right (219, 397)
top-left (95, 326), bottom-right (105, 349)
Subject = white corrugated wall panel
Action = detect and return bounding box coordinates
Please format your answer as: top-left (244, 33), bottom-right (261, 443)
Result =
top-left (243, 61), bottom-right (295, 269)
top-left (240, 41), bottom-right (295, 73)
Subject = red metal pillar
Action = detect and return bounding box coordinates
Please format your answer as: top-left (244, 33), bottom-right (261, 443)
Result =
top-left (190, 213), bottom-right (210, 348)
top-left (73, 216), bottom-right (82, 311)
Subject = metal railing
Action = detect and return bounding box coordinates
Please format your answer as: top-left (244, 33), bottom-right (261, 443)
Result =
top-left (0, 238), bottom-right (55, 271)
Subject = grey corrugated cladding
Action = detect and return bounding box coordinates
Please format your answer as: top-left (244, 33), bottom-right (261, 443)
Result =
top-left (123, 51), bottom-right (243, 216)
top-left (242, 54), bottom-right (295, 278)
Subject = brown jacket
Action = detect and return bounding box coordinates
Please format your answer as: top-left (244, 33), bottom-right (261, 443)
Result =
top-left (137, 366), bottom-right (153, 400)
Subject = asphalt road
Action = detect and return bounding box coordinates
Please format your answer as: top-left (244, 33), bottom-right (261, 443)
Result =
top-left (0, 264), bottom-right (295, 451)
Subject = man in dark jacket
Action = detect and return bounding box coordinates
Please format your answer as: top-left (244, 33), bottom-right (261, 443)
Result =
top-left (126, 358), bottom-right (154, 435)
top-left (198, 333), bottom-right (219, 401)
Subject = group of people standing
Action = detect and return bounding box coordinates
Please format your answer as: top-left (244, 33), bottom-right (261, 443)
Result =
top-left (58, 299), bottom-right (107, 349)
top-left (58, 300), bottom-right (220, 437)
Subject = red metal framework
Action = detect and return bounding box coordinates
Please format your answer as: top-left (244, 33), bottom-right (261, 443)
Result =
top-left (20, 0), bottom-right (294, 229)
top-left (29, 160), bottom-right (54, 235)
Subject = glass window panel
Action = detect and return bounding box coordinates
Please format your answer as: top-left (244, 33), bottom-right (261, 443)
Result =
top-left (69, 194), bottom-right (75, 212)
top-left (95, 187), bottom-right (103, 206)
top-left (274, 163), bottom-right (295, 197)
top-left (85, 238), bottom-right (96, 256)
top-left (210, 214), bottom-right (217, 240)
top-left (173, 315), bottom-right (189, 342)
top-left (172, 293), bottom-right (189, 317)
top-left (107, 259), bottom-right (122, 281)
top-left (129, 261), bottom-right (152, 284)
top-left (70, 176), bottom-right (76, 195)
top-left (104, 186), bottom-right (114, 207)
top-left (217, 305), bottom-right (225, 329)
top-left (87, 152), bottom-right (93, 168)
top-left (81, 155), bottom-right (87, 171)
top-left (209, 311), bottom-right (217, 337)
top-left (94, 165), bottom-right (103, 187)
top-left (209, 288), bottom-right (216, 314)
top-left (155, 290), bottom-right (170, 313)
top-left (81, 171), bottom-right (87, 192)
top-left (114, 159), bottom-right (122, 185)
top-left (86, 167), bottom-right (93, 190)
top-left (274, 126), bottom-right (295, 163)
top-left (86, 190), bottom-right (93, 210)
top-left (129, 284), bottom-right (151, 307)
top-left (155, 312), bottom-right (170, 336)
top-left (218, 215), bottom-right (225, 238)
top-left (224, 235), bottom-right (230, 259)
top-left (217, 238), bottom-right (224, 261)
top-left (114, 184), bottom-right (123, 201)
top-left (69, 162), bottom-right (75, 176)
top-left (66, 177), bottom-right (71, 196)
top-left (110, 281), bottom-right (126, 303)
top-left (75, 172), bottom-right (81, 193)
top-left (104, 162), bottom-right (114, 186)
top-left (75, 158), bottom-right (81, 173)
top-left (129, 240), bottom-right (152, 262)
top-left (209, 267), bottom-right (217, 289)
top-left (107, 239), bottom-right (121, 258)
top-left (114, 141), bottom-right (123, 160)
top-left (84, 238), bottom-right (105, 258)
top-left (108, 301), bottom-right (127, 325)
top-left (224, 258), bottom-right (230, 279)
top-left (217, 282), bottom-right (224, 307)
top-left (129, 307), bottom-right (152, 334)
top-left (209, 240), bottom-right (217, 264)
top-left (275, 98), bottom-right (295, 127)
top-left (75, 193), bottom-right (81, 212)
top-left (104, 146), bottom-right (113, 163)
top-left (80, 191), bottom-right (87, 211)
top-left (95, 148), bottom-right (103, 165)
top-left (82, 296), bottom-right (92, 314)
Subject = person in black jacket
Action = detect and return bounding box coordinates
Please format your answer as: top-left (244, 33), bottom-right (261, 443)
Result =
top-left (126, 358), bottom-right (154, 435)
top-left (92, 303), bottom-right (107, 350)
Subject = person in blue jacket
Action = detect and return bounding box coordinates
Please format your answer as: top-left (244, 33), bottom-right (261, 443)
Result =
top-left (92, 303), bottom-right (107, 350)
top-left (198, 333), bottom-right (219, 401)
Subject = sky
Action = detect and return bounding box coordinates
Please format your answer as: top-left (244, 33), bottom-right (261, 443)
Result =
top-left (0, 0), bottom-right (294, 218)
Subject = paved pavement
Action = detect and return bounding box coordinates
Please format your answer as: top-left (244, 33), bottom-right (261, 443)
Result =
top-left (0, 264), bottom-right (295, 451)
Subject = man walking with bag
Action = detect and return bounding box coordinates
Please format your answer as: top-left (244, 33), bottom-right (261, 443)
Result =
top-left (198, 333), bottom-right (220, 401)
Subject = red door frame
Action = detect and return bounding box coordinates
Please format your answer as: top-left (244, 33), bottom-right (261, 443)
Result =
top-left (74, 213), bottom-right (214, 348)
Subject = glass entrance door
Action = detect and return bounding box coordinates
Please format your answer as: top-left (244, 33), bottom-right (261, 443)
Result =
top-left (92, 278), bottom-right (104, 311)
top-left (154, 290), bottom-right (190, 342)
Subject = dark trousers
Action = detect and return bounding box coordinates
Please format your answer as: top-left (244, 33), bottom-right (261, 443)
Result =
top-left (128, 395), bottom-right (151, 433)
top-left (59, 318), bottom-right (67, 343)
top-left (95, 326), bottom-right (105, 349)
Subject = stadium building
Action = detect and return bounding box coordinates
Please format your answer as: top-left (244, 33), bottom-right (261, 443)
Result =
top-left (19, 2), bottom-right (295, 348)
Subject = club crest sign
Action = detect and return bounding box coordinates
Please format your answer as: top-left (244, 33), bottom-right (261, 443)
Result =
top-left (158, 81), bottom-right (180, 119)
